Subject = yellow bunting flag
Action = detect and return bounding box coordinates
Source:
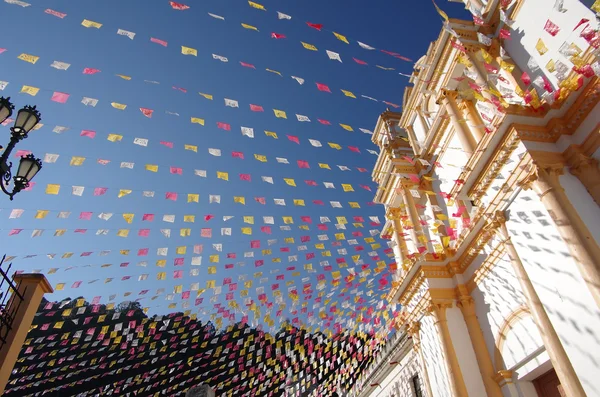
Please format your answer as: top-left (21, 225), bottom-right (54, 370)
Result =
top-left (293, 199), bottom-right (305, 206)
top-left (46, 184), bottom-right (60, 195)
top-left (117, 229), bottom-right (129, 237)
top-left (118, 189), bottom-right (132, 198)
top-left (431, 0), bottom-right (449, 21)
top-left (283, 217), bottom-right (294, 224)
top-left (184, 215), bottom-right (195, 222)
top-left (190, 117), bottom-right (205, 126)
top-left (319, 163), bottom-right (331, 169)
top-left (333, 32), bottom-right (349, 44)
top-left (264, 131), bottom-right (278, 139)
top-left (70, 156), bottom-right (85, 166)
top-left (187, 193), bottom-right (199, 203)
top-left (82, 19), bottom-right (103, 28)
top-left (480, 49), bottom-right (493, 64)
top-left (328, 142), bottom-right (342, 150)
top-left (284, 178), bottom-right (296, 187)
top-left (241, 23), bottom-right (258, 31)
top-left (273, 109), bottom-right (287, 119)
top-left (145, 164), bottom-right (159, 172)
top-left (17, 53), bottom-right (39, 64)
top-left (199, 93), bottom-right (213, 100)
top-left (184, 144), bottom-right (198, 152)
top-left (217, 171), bottom-right (229, 181)
top-left (241, 227), bottom-right (252, 235)
top-left (234, 196), bottom-right (246, 205)
top-left (107, 134), bottom-right (123, 142)
top-left (349, 202), bottom-right (360, 208)
top-left (181, 46), bottom-right (198, 56)
top-left (123, 214), bottom-right (135, 223)
top-left (535, 39), bottom-right (548, 55)
top-left (20, 85), bottom-right (39, 96)
top-left (248, 1), bottom-right (266, 10)
top-left (266, 68), bottom-right (282, 76)
top-left (116, 74), bottom-right (131, 80)
top-left (111, 102), bottom-right (127, 110)
top-left (341, 90), bottom-right (356, 98)
top-left (301, 42), bottom-right (318, 51)
top-left (254, 154), bottom-right (267, 162)
top-left (35, 210), bottom-right (49, 219)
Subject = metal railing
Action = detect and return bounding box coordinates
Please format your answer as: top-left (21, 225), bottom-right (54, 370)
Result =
top-left (0, 255), bottom-right (26, 350)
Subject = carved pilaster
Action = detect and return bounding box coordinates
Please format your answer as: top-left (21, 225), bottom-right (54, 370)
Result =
top-left (565, 147), bottom-right (600, 206)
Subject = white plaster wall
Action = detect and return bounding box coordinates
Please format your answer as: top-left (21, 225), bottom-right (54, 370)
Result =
top-left (559, 171), bottom-right (600, 247)
top-left (506, 188), bottom-right (600, 396)
top-left (445, 306), bottom-right (487, 396)
top-left (420, 314), bottom-right (451, 397)
top-left (365, 350), bottom-right (422, 397)
top-left (437, 132), bottom-right (469, 196)
top-left (505, 0), bottom-right (597, 91)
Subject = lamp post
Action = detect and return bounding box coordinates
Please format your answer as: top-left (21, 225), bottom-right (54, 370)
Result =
top-left (0, 97), bottom-right (42, 200)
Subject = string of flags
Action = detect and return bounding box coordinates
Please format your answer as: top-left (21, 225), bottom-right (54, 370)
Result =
top-left (1, 0), bottom-right (404, 108)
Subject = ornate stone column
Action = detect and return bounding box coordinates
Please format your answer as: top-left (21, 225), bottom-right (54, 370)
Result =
top-left (493, 212), bottom-right (587, 397)
top-left (401, 186), bottom-right (425, 253)
top-left (390, 211), bottom-right (408, 267)
top-left (494, 371), bottom-right (519, 397)
top-left (521, 163), bottom-right (600, 308)
top-left (439, 90), bottom-right (478, 155)
top-left (428, 302), bottom-right (469, 397)
top-left (456, 293), bottom-right (503, 397)
top-left (462, 99), bottom-right (485, 142)
top-left (408, 322), bottom-right (434, 397)
top-left (565, 147), bottom-right (600, 206)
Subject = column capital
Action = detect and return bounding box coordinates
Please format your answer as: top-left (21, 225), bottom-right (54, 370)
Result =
top-left (438, 89), bottom-right (459, 104)
top-left (568, 151), bottom-right (599, 177)
top-left (457, 296), bottom-right (476, 317)
top-left (518, 162), bottom-right (564, 198)
top-left (427, 301), bottom-right (452, 322)
top-left (494, 370), bottom-right (514, 385)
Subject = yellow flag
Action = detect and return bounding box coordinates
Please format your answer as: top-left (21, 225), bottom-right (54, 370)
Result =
top-left (111, 102), bottom-right (127, 110)
top-left (35, 210), bottom-right (49, 219)
top-left (546, 59), bottom-right (556, 73)
top-left (217, 171), bottom-right (229, 181)
top-left (208, 264), bottom-right (217, 273)
top-left (499, 60), bottom-right (515, 73)
top-left (156, 259), bottom-right (166, 267)
top-left (117, 229), bottom-right (129, 237)
top-left (293, 199), bottom-right (305, 206)
top-left (341, 90), bottom-right (356, 98)
top-left (187, 193), bottom-right (199, 203)
top-left (107, 134), bottom-right (123, 142)
top-left (234, 196), bottom-right (246, 205)
top-left (333, 32), bottom-right (349, 44)
top-left (199, 93), bottom-right (213, 100)
top-left (190, 117), bottom-right (205, 126)
top-left (264, 131), bottom-right (278, 139)
top-left (180, 228), bottom-right (191, 237)
top-left (480, 49), bottom-right (493, 64)
top-left (284, 178), bottom-right (296, 187)
top-left (248, 1), bottom-right (266, 10)
top-left (349, 202), bottom-right (360, 208)
top-left (319, 163), bottom-right (331, 169)
top-left (118, 189), bottom-right (132, 198)
top-left (116, 74), bottom-right (131, 81)
top-left (70, 156), bottom-right (85, 166)
top-left (283, 217), bottom-right (294, 224)
top-left (122, 214), bottom-right (135, 224)
top-left (535, 39), bottom-right (548, 55)
top-left (243, 216), bottom-right (254, 224)
top-left (82, 19), bottom-right (103, 28)
top-left (340, 124), bottom-right (354, 132)
top-left (17, 53), bottom-right (40, 64)
top-left (145, 164), bottom-right (159, 172)
top-left (181, 46), bottom-right (198, 56)
top-left (342, 184), bottom-right (354, 192)
top-left (254, 154), bottom-right (267, 162)
top-left (431, 0), bottom-right (449, 21)
top-left (241, 23), bottom-right (258, 31)
top-left (20, 85), bottom-right (39, 96)
top-left (273, 109), bottom-right (287, 119)
top-left (184, 144), bottom-right (198, 152)
top-left (593, 0), bottom-right (600, 12)
top-left (157, 272), bottom-right (166, 280)
top-left (176, 246), bottom-right (187, 254)
top-left (301, 42), bottom-right (318, 51)
top-left (46, 184), bottom-right (60, 195)
top-left (184, 215), bottom-right (195, 223)
top-left (328, 143), bottom-right (342, 150)
top-left (241, 227), bottom-right (252, 235)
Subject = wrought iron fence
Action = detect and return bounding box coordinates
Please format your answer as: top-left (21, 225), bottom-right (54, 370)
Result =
top-left (0, 255), bottom-right (26, 350)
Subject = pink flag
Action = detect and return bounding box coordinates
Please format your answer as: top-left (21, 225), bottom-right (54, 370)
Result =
top-left (138, 248), bottom-right (149, 256)
top-left (521, 71), bottom-right (531, 86)
top-left (142, 213), bottom-right (155, 221)
top-left (82, 68), bottom-right (101, 75)
top-left (9, 229), bottom-right (23, 236)
top-left (172, 86), bottom-right (187, 93)
top-left (305, 180), bottom-right (317, 186)
top-left (94, 187), bottom-right (107, 196)
top-left (348, 146), bottom-right (360, 153)
top-left (318, 119), bottom-right (331, 125)
top-left (151, 37), bottom-right (168, 47)
top-left (287, 135), bottom-right (300, 144)
top-left (297, 160), bottom-right (310, 168)
top-left (250, 240), bottom-right (260, 248)
top-left (231, 151), bottom-right (244, 159)
top-left (316, 82), bottom-right (331, 93)
top-left (98, 159), bottom-right (110, 165)
top-left (173, 270), bottom-right (183, 279)
top-left (544, 20), bottom-right (560, 37)
top-left (271, 33), bottom-right (286, 39)
top-left (160, 141), bottom-right (174, 148)
top-left (356, 167), bottom-right (367, 172)
top-left (313, 200), bottom-right (324, 205)
top-left (45, 9), bottom-right (67, 18)
top-left (250, 104), bottom-right (264, 112)
top-left (204, 214), bottom-right (214, 221)
top-left (255, 197), bottom-right (266, 205)
top-left (51, 92), bottom-right (70, 104)
top-left (165, 192), bottom-right (178, 201)
top-left (170, 1), bottom-right (190, 10)
top-left (353, 58), bottom-right (368, 65)
top-left (217, 122), bottom-right (231, 131)
top-left (574, 18), bottom-right (589, 31)
top-left (499, 28), bottom-right (511, 39)
top-left (15, 150), bottom-right (31, 158)
top-left (360, 185), bottom-right (371, 191)
top-left (140, 108), bottom-right (153, 118)
top-left (138, 229), bottom-right (150, 237)
top-left (239, 173), bottom-right (251, 181)
top-left (201, 228), bottom-right (212, 237)
top-left (79, 212), bottom-right (93, 220)
top-left (170, 166), bottom-right (183, 175)
top-left (240, 61), bottom-right (256, 69)
top-left (383, 101), bottom-right (400, 108)
top-left (80, 130), bottom-right (96, 138)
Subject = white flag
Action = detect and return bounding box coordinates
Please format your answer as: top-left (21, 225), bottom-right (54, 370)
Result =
top-left (98, 212), bottom-right (113, 221)
top-left (224, 98), bottom-right (239, 108)
top-left (291, 76), bottom-right (305, 85)
top-left (120, 162), bottom-right (134, 169)
top-left (274, 198), bottom-right (286, 206)
top-left (276, 157), bottom-right (289, 164)
top-left (9, 209), bottom-right (24, 219)
top-left (5, 0), bottom-right (31, 7)
top-left (209, 194), bottom-right (221, 203)
top-left (262, 176), bottom-right (274, 184)
top-left (157, 248), bottom-right (169, 256)
top-left (133, 137), bottom-right (148, 146)
top-left (326, 50), bottom-right (342, 62)
top-left (50, 61), bottom-right (71, 70)
top-left (72, 186), bottom-right (85, 196)
top-left (263, 216), bottom-right (274, 224)
top-left (160, 229), bottom-right (171, 238)
top-left (117, 29), bottom-right (136, 39)
top-left (81, 97), bottom-right (99, 107)
top-left (221, 228), bottom-right (231, 236)
top-left (309, 139), bottom-right (322, 147)
top-left (143, 190), bottom-right (155, 197)
top-left (359, 128), bottom-right (373, 134)
top-left (330, 201), bottom-right (342, 208)
top-left (241, 127), bottom-right (254, 137)
top-left (357, 41), bottom-right (375, 50)
top-left (194, 169), bottom-right (207, 177)
top-left (277, 11), bottom-right (291, 20)
top-left (208, 148), bottom-right (222, 156)
top-left (163, 215), bottom-right (175, 223)
top-left (53, 126), bottom-right (69, 134)
top-left (296, 114), bottom-right (311, 122)
top-left (212, 54), bottom-right (228, 62)
top-left (0, 81), bottom-right (8, 90)
top-left (44, 153), bottom-right (59, 163)
top-left (324, 182), bottom-right (335, 189)
top-left (191, 257), bottom-right (202, 266)
top-left (208, 12), bottom-right (225, 20)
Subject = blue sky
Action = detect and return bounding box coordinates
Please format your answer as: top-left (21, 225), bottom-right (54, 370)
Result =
top-left (0, 0), bottom-right (469, 333)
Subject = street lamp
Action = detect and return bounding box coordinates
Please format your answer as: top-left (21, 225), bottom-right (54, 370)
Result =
top-left (0, 97), bottom-right (42, 200)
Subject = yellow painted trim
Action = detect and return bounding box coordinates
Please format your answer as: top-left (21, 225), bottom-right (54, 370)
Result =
top-left (493, 305), bottom-right (531, 371)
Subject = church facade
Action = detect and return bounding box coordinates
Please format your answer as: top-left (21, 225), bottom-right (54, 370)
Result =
top-left (357, 0), bottom-right (600, 396)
